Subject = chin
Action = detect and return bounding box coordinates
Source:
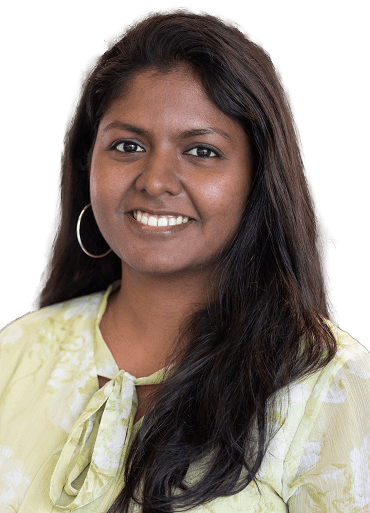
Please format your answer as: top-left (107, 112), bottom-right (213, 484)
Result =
top-left (122, 257), bottom-right (206, 277)
top-left (123, 259), bottom-right (185, 274)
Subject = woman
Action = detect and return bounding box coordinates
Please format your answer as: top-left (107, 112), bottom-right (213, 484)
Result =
top-left (0, 11), bottom-right (369, 513)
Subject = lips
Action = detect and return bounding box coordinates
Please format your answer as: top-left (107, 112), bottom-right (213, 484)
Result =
top-left (127, 209), bottom-right (194, 219)
top-left (125, 209), bottom-right (194, 232)
top-left (133, 210), bottom-right (190, 226)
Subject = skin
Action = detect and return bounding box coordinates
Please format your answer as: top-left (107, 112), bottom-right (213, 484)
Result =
top-left (90, 66), bottom-right (253, 419)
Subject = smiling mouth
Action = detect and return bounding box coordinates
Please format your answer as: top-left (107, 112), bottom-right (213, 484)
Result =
top-left (131, 210), bottom-right (190, 227)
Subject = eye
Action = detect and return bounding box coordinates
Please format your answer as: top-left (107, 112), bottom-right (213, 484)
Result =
top-left (113, 140), bottom-right (145, 153)
top-left (185, 146), bottom-right (220, 158)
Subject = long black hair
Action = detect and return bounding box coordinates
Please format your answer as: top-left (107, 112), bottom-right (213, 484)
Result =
top-left (39, 11), bottom-right (337, 512)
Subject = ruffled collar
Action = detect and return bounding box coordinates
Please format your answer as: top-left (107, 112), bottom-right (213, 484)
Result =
top-left (50, 283), bottom-right (166, 510)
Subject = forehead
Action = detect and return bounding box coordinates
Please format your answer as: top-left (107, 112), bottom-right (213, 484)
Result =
top-left (99, 67), bottom-right (245, 139)
top-left (124, 65), bottom-right (202, 97)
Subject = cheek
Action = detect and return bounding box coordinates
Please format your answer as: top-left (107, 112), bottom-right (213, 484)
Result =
top-left (90, 157), bottom-right (123, 208)
top-left (89, 172), bottom-right (100, 205)
top-left (216, 179), bottom-right (249, 237)
top-left (89, 163), bottom-right (120, 236)
top-left (202, 174), bottom-right (248, 220)
top-left (89, 151), bottom-right (104, 202)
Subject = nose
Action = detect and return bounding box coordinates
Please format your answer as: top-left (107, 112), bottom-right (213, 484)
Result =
top-left (134, 148), bottom-right (183, 197)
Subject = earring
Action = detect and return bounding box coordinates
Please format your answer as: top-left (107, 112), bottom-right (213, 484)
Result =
top-left (76, 203), bottom-right (112, 258)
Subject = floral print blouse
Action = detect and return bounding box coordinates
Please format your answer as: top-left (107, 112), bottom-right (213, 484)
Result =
top-left (0, 283), bottom-right (369, 512)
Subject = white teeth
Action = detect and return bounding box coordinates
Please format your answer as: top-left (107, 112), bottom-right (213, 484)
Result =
top-left (158, 217), bottom-right (169, 226)
top-left (133, 211), bottom-right (190, 227)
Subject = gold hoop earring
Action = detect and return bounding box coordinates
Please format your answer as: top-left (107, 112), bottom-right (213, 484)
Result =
top-left (76, 203), bottom-right (112, 258)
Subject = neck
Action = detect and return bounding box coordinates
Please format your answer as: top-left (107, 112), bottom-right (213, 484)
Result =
top-left (101, 264), bottom-right (210, 375)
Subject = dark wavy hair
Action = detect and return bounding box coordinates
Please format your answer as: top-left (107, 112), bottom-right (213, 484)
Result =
top-left (39, 11), bottom-right (337, 513)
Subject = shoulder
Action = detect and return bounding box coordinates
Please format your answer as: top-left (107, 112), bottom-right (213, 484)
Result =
top-left (269, 322), bottom-right (370, 471)
top-left (290, 321), bottom-right (370, 415)
top-left (316, 320), bottom-right (370, 392)
top-left (0, 291), bottom-right (106, 389)
top-left (0, 291), bottom-right (105, 344)
top-left (327, 319), bottom-right (369, 363)
top-left (280, 322), bottom-right (370, 410)
top-left (279, 324), bottom-right (370, 505)
top-left (282, 321), bottom-right (370, 464)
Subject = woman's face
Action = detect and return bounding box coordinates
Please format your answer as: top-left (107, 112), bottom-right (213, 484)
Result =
top-left (90, 67), bottom-right (253, 277)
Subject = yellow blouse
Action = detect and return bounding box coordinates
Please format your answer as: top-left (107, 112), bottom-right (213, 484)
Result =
top-left (0, 283), bottom-right (369, 512)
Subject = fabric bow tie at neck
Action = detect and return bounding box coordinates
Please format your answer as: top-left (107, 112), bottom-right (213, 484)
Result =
top-left (50, 370), bottom-right (137, 510)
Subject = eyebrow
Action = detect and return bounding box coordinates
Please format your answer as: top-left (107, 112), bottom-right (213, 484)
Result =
top-left (102, 121), bottom-right (231, 142)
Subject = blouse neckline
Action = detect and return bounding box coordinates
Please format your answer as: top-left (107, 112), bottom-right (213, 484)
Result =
top-left (50, 282), bottom-right (169, 509)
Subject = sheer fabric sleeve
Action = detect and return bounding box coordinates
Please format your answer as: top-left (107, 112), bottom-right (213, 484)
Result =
top-left (285, 340), bottom-right (370, 512)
